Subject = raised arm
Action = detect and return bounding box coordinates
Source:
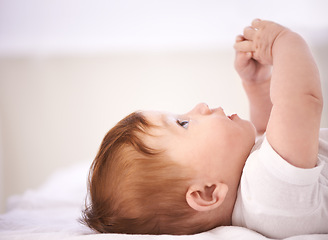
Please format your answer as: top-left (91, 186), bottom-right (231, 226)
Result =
top-left (234, 34), bottom-right (272, 135)
top-left (237, 20), bottom-right (323, 168)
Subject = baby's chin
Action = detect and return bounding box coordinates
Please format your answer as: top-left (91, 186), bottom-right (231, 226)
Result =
top-left (235, 115), bottom-right (257, 141)
top-left (240, 120), bottom-right (257, 156)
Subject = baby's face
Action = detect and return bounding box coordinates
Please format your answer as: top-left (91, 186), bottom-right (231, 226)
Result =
top-left (143, 103), bottom-right (256, 183)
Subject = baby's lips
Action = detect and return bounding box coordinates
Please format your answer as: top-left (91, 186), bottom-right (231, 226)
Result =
top-left (228, 114), bottom-right (238, 120)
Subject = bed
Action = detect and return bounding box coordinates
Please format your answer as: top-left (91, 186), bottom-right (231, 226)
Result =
top-left (0, 161), bottom-right (327, 240)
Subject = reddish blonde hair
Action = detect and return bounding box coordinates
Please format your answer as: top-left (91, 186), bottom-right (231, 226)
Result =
top-left (81, 111), bottom-right (215, 234)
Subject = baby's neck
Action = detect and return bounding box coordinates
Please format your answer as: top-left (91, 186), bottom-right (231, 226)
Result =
top-left (219, 184), bottom-right (238, 225)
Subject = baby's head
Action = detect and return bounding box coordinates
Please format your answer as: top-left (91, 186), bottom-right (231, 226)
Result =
top-left (82, 103), bottom-right (256, 234)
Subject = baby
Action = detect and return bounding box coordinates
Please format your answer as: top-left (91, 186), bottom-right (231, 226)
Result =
top-left (82, 20), bottom-right (328, 238)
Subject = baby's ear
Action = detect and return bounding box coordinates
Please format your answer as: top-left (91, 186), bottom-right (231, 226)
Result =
top-left (186, 183), bottom-right (228, 212)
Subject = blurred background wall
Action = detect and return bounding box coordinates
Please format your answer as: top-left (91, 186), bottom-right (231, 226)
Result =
top-left (0, 0), bottom-right (327, 212)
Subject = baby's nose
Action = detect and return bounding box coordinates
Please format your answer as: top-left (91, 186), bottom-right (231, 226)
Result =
top-left (192, 103), bottom-right (211, 115)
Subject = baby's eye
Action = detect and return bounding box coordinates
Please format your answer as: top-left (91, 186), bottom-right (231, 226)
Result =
top-left (177, 119), bottom-right (189, 129)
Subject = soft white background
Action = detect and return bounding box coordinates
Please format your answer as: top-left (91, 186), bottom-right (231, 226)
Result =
top-left (0, 0), bottom-right (327, 212)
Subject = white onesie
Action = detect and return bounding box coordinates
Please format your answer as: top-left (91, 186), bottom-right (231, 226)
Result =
top-left (232, 128), bottom-right (328, 239)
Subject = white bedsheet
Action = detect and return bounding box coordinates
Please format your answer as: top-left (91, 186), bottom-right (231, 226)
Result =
top-left (0, 161), bottom-right (327, 240)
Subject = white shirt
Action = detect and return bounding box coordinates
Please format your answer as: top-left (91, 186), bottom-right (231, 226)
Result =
top-left (232, 129), bottom-right (328, 239)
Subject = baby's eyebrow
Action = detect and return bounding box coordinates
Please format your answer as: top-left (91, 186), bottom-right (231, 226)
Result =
top-left (157, 113), bottom-right (181, 134)
top-left (163, 113), bottom-right (181, 129)
top-left (146, 112), bottom-right (169, 128)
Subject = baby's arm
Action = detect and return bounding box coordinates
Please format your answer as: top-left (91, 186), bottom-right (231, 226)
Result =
top-left (234, 35), bottom-right (272, 135)
top-left (236, 20), bottom-right (323, 168)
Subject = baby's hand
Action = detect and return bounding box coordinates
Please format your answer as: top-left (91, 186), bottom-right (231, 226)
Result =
top-left (234, 19), bottom-right (288, 65)
top-left (234, 34), bottom-right (271, 84)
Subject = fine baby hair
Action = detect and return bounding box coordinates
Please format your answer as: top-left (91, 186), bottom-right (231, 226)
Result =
top-left (81, 111), bottom-right (219, 234)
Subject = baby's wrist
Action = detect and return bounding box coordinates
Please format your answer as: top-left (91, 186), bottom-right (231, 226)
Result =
top-left (242, 76), bottom-right (270, 87)
top-left (271, 30), bottom-right (299, 58)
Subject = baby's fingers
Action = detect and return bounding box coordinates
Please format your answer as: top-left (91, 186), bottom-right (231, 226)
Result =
top-left (243, 27), bottom-right (257, 40)
top-left (235, 51), bottom-right (253, 69)
top-left (251, 18), bottom-right (263, 29)
top-left (235, 35), bottom-right (245, 43)
top-left (234, 40), bottom-right (254, 52)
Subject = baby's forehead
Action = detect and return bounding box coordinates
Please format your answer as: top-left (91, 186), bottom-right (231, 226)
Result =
top-left (142, 110), bottom-right (173, 128)
top-left (141, 110), bottom-right (176, 140)
top-left (142, 110), bottom-right (163, 121)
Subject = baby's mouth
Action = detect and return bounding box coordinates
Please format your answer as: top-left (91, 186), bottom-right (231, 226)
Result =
top-left (228, 114), bottom-right (237, 120)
